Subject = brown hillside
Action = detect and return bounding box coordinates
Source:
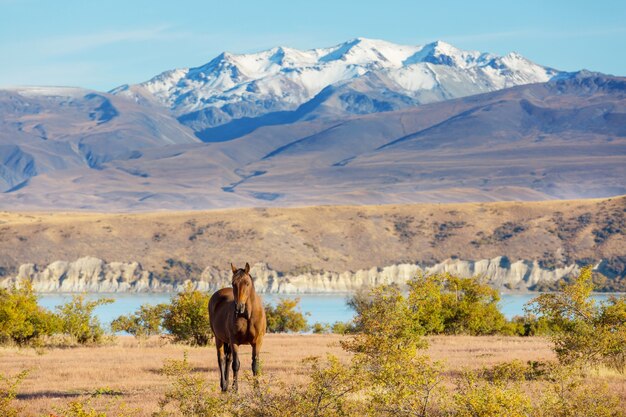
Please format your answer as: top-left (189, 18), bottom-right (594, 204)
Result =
top-left (0, 197), bottom-right (624, 280)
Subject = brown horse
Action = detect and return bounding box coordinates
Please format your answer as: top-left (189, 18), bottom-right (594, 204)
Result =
top-left (208, 262), bottom-right (266, 392)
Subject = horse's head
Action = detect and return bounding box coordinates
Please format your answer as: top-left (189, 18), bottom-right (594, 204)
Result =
top-left (231, 262), bottom-right (253, 317)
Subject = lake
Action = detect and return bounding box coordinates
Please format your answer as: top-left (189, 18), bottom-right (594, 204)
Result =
top-left (38, 293), bottom-right (613, 328)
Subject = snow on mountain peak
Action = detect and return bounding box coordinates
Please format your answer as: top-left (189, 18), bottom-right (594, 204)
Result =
top-left (118, 38), bottom-right (562, 122)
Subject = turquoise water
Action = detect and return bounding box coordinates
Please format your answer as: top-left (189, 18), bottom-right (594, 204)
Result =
top-left (37, 293), bottom-right (354, 328)
top-left (38, 293), bottom-right (613, 328)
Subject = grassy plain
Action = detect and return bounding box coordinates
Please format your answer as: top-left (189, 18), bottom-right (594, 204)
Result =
top-left (3, 334), bottom-right (624, 416)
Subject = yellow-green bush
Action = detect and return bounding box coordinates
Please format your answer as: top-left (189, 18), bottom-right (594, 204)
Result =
top-left (536, 364), bottom-right (625, 417)
top-left (53, 396), bottom-right (139, 417)
top-left (264, 298), bottom-right (309, 333)
top-left (408, 273), bottom-right (507, 335)
top-left (111, 303), bottom-right (167, 339)
top-left (153, 352), bottom-right (229, 417)
top-left (56, 294), bottom-right (114, 345)
top-left (162, 285), bottom-right (212, 346)
top-left (450, 370), bottom-right (532, 417)
top-left (0, 370), bottom-right (28, 417)
top-left (530, 265), bottom-right (626, 372)
top-left (0, 281), bottom-right (60, 346)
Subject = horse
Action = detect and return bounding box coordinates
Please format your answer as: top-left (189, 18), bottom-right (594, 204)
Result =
top-left (208, 262), bottom-right (266, 392)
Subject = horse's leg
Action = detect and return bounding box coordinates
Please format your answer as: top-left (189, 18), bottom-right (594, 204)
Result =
top-left (216, 340), bottom-right (227, 392)
top-left (224, 343), bottom-right (232, 388)
top-left (231, 343), bottom-right (240, 392)
top-left (252, 340), bottom-right (262, 376)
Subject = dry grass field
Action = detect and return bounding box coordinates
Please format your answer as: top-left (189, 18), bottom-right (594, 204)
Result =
top-left (0, 196), bottom-right (624, 278)
top-left (2, 334), bottom-right (624, 416)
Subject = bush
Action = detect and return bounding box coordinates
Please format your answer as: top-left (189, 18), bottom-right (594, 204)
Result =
top-left (294, 355), bottom-right (365, 417)
top-left (162, 285), bottom-right (212, 346)
top-left (330, 321), bottom-right (355, 335)
top-left (0, 281), bottom-right (60, 346)
top-left (450, 370), bottom-right (532, 417)
top-left (111, 303), bottom-right (167, 339)
top-left (349, 274), bottom-right (508, 337)
top-left (529, 265), bottom-right (626, 372)
top-left (153, 352), bottom-right (228, 417)
top-left (264, 298), bottom-right (309, 333)
top-left (56, 294), bottom-right (114, 345)
top-left (53, 396), bottom-right (139, 417)
top-left (501, 314), bottom-right (553, 337)
top-left (408, 273), bottom-right (507, 335)
top-left (310, 322), bottom-right (330, 334)
top-left (342, 284), bottom-right (426, 361)
top-left (536, 364), bottom-right (625, 417)
top-left (0, 370), bottom-right (28, 417)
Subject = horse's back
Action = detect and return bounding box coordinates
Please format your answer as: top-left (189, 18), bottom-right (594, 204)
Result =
top-left (209, 288), bottom-right (233, 312)
top-left (209, 288), bottom-right (234, 342)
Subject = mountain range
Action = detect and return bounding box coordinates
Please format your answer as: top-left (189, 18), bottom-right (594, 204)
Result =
top-left (0, 38), bottom-right (624, 210)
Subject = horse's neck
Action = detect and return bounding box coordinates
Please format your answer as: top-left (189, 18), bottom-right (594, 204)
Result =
top-left (246, 287), bottom-right (260, 315)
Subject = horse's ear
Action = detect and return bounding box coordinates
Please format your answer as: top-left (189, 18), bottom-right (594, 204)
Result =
top-left (231, 263), bottom-right (238, 274)
top-left (245, 262), bottom-right (250, 274)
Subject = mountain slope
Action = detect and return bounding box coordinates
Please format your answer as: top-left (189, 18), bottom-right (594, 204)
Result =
top-left (113, 38), bottom-right (563, 141)
top-left (0, 87), bottom-right (200, 193)
top-left (214, 72), bottom-right (626, 203)
top-left (1, 72), bottom-right (624, 211)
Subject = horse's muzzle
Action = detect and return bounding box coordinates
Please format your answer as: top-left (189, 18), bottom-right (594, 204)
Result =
top-left (236, 303), bottom-right (246, 315)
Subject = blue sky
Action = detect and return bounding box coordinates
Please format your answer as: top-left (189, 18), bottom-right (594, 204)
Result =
top-left (1, 0), bottom-right (625, 91)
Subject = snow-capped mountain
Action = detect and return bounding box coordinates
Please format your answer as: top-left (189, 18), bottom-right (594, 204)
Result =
top-left (113, 38), bottom-right (564, 141)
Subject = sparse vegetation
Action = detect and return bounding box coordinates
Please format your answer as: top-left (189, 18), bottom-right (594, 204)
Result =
top-left (530, 266), bottom-right (626, 373)
top-left (472, 221), bottom-right (527, 247)
top-left (432, 220), bottom-right (466, 244)
top-left (0, 370), bottom-right (28, 417)
top-left (592, 207), bottom-right (625, 244)
top-left (0, 265), bottom-right (625, 415)
top-left (392, 214), bottom-right (418, 243)
top-left (155, 259), bottom-right (203, 285)
top-left (56, 294), bottom-right (114, 345)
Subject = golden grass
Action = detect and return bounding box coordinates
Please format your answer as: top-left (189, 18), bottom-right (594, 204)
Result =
top-left (1, 334), bottom-right (624, 416)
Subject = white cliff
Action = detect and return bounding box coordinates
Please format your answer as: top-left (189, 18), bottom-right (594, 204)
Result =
top-left (0, 256), bottom-right (589, 293)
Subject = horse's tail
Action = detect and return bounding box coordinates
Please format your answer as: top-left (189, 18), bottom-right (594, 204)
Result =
top-left (224, 342), bottom-right (231, 356)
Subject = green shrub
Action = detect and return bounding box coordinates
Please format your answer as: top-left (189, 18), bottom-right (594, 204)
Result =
top-left (111, 303), bottom-right (167, 339)
top-left (0, 370), bottom-right (28, 417)
top-left (310, 322), bottom-right (330, 334)
top-left (350, 274), bottom-right (509, 337)
top-left (502, 314), bottom-right (553, 336)
top-left (162, 285), bottom-right (212, 346)
top-left (295, 355), bottom-right (365, 417)
top-left (368, 354), bottom-right (444, 417)
top-left (264, 298), bottom-right (308, 333)
top-left (330, 320), bottom-right (355, 335)
top-left (408, 273), bottom-right (507, 335)
top-left (529, 265), bottom-right (626, 372)
top-left (153, 352), bottom-right (229, 417)
top-left (0, 281), bottom-right (60, 346)
top-left (342, 284), bottom-right (426, 361)
top-left (53, 396), bottom-right (139, 417)
top-left (56, 294), bottom-right (114, 345)
top-left (450, 370), bottom-right (532, 417)
top-left (536, 364), bottom-right (625, 417)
